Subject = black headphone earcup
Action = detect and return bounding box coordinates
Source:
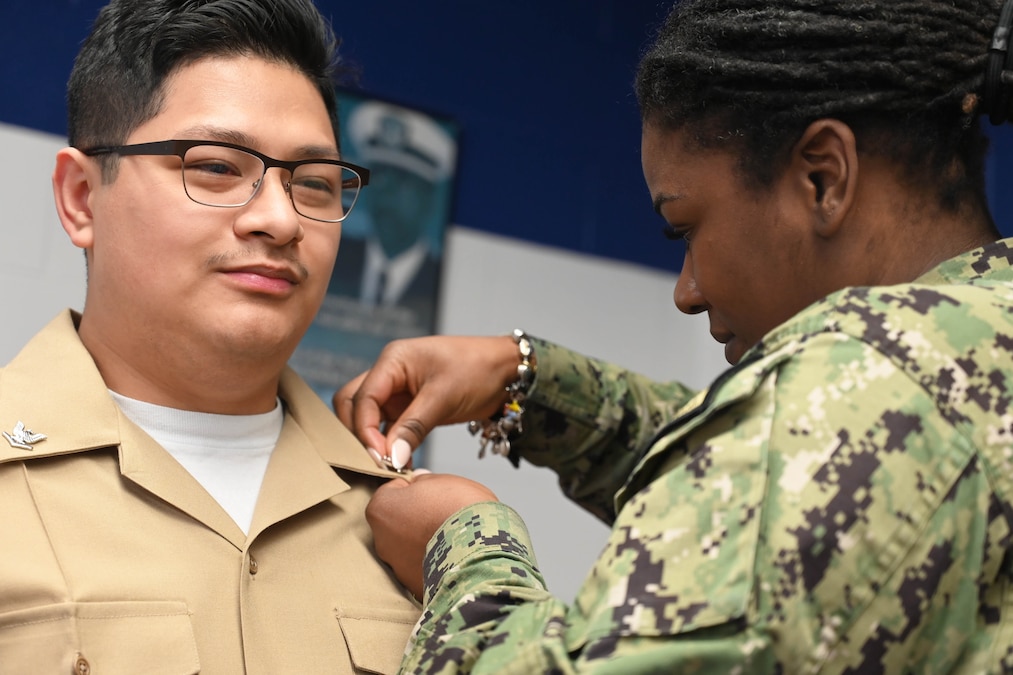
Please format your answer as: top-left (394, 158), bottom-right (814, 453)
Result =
top-left (984, 0), bottom-right (1013, 125)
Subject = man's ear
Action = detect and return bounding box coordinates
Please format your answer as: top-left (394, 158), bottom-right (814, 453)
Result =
top-left (789, 118), bottom-right (858, 239)
top-left (52, 147), bottom-right (100, 250)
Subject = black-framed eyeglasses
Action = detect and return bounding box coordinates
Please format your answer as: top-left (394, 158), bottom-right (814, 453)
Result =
top-left (80, 139), bottom-right (370, 223)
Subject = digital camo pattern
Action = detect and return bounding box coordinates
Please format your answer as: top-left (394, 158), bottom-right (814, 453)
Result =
top-left (401, 239), bottom-right (1013, 674)
top-left (515, 338), bottom-right (699, 523)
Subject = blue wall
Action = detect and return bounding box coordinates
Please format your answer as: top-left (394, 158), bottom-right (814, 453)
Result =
top-left (2, 1), bottom-right (1010, 274)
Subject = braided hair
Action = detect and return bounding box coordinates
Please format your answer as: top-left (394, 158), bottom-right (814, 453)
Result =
top-left (635, 0), bottom-right (1010, 215)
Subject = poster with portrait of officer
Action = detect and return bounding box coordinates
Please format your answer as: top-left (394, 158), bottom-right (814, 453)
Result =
top-left (292, 91), bottom-right (459, 402)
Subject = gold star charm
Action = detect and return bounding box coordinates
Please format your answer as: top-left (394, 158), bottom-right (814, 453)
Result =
top-left (4, 421), bottom-right (47, 451)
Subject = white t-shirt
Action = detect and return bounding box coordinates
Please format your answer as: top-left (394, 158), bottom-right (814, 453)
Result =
top-left (109, 391), bottom-right (283, 534)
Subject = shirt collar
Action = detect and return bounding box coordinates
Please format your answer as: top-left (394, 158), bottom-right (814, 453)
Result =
top-left (364, 237), bottom-right (430, 304)
top-left (0, 309), bottom-right (402, 481)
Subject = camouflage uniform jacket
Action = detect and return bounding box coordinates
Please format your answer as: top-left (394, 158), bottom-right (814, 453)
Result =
top-left (403, 238), bottom-right (1013, 674)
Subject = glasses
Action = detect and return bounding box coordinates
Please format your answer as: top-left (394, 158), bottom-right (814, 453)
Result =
top-left (80, 139), bottom-right (370, 223)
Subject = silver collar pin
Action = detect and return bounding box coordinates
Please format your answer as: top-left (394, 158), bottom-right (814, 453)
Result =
top-left (4, 421), bottom-right (47, 450)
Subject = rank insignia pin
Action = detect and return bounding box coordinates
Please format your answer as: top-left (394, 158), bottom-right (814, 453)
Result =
top-left (4, 421), bottom-right (47, 451)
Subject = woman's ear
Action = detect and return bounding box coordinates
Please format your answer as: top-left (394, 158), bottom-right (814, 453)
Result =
top-left (52, 147), bottom-right (100, 250)
top-left (790, 118), bottom-right (859, 239)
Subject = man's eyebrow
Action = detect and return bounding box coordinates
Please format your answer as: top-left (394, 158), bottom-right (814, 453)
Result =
top-left (178, 125), bottom-right (255, 147)
top-left (297, 145), bottom-right (342, 161)
top-left (652, 192), bottom-right (686, 215)
top-left (176, 125), bottom-right (340, 160)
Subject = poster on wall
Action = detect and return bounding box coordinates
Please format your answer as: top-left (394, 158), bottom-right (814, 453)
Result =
top-left (291, 90), bottom-right (459, 403)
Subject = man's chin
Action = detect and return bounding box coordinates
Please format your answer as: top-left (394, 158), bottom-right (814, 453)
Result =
top-left (212, 315), bottom-right (302, 360)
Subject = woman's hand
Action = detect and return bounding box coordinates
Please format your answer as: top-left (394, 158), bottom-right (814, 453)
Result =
top-left (366, 472), bottom-right (498, 600)
top-left (334, 335), bottom-right (521, 466)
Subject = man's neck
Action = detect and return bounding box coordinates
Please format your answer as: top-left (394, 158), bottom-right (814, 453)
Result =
top-left (77, 316), bottom-right (286, 414)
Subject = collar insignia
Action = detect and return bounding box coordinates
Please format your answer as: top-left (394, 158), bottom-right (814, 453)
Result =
top-left (4, 421), bottom-right (47, 451)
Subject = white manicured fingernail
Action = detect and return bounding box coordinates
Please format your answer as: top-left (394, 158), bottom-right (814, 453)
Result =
top-left (366, 447), bottom-right (386, 469)
top-left (390, 438), bottom-right (412, 471)
top-left (410, 468), bottom-right (432, 478)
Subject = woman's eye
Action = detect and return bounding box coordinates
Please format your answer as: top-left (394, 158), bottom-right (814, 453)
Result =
top-left (662, 223), bottom-right (691, 243)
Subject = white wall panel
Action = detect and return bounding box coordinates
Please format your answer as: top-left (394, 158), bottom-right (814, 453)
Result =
top-left (0, 123), bottom-right (86, 362)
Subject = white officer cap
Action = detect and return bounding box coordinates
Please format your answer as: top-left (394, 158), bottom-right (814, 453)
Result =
top-left (347, 101), bottom-right (456, 183)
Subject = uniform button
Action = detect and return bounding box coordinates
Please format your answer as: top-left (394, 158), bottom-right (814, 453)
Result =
top-left (249, 554), bottom-right (258, 575)
top-left (73, 653), bottom-right (90, 675)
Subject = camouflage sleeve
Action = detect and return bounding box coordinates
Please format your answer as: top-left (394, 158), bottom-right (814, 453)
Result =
top-left (511, 337), bottom-right (701, 523)
top-left (400, 500), bottom-right (776, 675)
top-left (401, 332), bottom-right (1005, 674)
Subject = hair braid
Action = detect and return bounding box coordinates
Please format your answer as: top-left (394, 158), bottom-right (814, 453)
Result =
top-left (636, 0), bottom-right (1003, 212)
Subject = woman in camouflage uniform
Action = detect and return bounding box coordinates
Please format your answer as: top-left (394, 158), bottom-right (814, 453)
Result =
top-left (339, 1), bottom-right (1013, 672)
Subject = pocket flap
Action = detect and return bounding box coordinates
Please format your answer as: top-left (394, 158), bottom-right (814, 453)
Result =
top-left (0, 601), bottom-right (199, 675)
top-left (338, 607), bottom-right (420, 675)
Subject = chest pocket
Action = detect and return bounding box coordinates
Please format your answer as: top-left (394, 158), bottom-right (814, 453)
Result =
top-left (0, 601), bottom-right (198, 675)
top-left (338, 605), bottom-right (421, 675)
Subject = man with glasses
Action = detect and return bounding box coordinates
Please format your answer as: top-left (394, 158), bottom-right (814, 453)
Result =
top-left (0, 1), bottom-right (419, 673)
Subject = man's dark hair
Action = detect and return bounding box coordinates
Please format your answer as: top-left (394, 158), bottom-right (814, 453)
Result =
top-left (636, 0), bottom-right (1011, 218)
top-left (68, 0), bottom-right (348, 172)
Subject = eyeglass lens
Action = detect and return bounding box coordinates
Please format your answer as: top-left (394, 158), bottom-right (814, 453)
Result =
top-left (180, 145), bottom-right (362, 222)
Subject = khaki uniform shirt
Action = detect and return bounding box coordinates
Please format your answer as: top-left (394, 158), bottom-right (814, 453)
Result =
top-left (401, 239), bottom-right (1013, 673)
top-left (0, 311), bottom-right (419, 675)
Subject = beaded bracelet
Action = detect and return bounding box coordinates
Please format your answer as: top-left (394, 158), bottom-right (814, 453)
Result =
top-left (467, 329), bottom-right (536, 459)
